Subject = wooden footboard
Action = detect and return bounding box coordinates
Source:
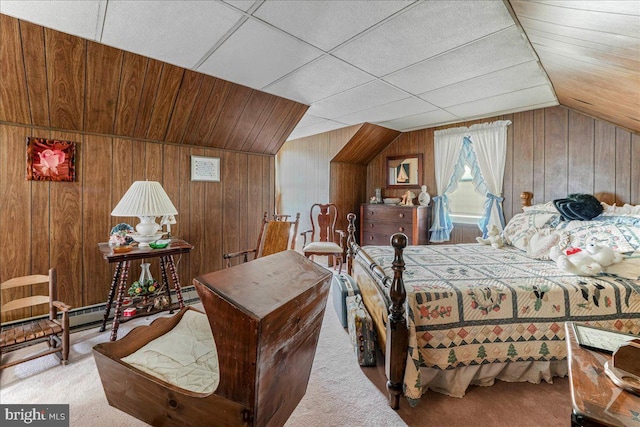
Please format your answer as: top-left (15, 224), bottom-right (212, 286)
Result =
top-left (347, 213), bottom-right (408, 409)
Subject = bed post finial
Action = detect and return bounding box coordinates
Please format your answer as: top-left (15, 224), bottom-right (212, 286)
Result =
top-left (346, 213), bottom-right (356, 276)
top-left (521, 191), bottom-right (533, 209)
top-left (387, 233), bottom-right (408, 409)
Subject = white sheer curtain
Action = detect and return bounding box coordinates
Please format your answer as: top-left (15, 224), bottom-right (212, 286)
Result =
top-left (468, 121), bottom-right (510, 235)
top-left (430, 129), bottom-right (465, 242)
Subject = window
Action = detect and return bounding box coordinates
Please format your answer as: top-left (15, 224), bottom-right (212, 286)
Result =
top-left (447, 165), bottom-right (484, 223)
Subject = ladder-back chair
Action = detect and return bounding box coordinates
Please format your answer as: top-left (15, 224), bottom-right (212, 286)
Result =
top-left (301, 203), bottom-right (346, 273)
top-left (223, 212), bottom-right (300, 268)
top-left (0, 268), bottom-right (71, 369)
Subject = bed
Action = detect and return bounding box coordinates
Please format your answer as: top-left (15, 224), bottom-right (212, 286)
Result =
top-left (345, 193), bottom-right (640, 408)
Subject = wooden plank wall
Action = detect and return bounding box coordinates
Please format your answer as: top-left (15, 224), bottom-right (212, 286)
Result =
top-left (0, 122), bottom-right (274, 322)
top-left (366, 105), bottom-right (640, 243)
top-left (0, 14), bottom-right (306, 156)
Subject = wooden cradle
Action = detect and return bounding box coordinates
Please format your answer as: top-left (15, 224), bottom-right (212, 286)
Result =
top-left (93, 250), bottom-right (332, 427)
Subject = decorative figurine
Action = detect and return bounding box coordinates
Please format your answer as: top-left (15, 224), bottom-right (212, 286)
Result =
top-left (418, 185), bottom-right (431, 206)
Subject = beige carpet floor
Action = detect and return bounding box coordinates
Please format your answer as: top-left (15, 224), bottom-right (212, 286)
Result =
top-left (0, 283), bottom-right (572, 427)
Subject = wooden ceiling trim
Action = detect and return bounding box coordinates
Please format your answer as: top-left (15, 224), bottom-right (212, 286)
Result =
top-left (46, 28), bottom-right (85, 131)
top-left (238, 94), bottom-right (280, 152)
top-left (1, 14), bottom-right (308, 154)
top-left (19, 20), bottom-right (49, 127)
top-left (0, 14), bottom-right (30, 124)
top-left (113, 52), bottom-right (147, 136)
top-left (133, 58), bottom-right (163, 139)
top-left (182, 74), bottom-right (217, 146)
top-left (213, 84), bottom-right (253, 150)
top-left (163, 70), bottom-right (204, 144)
top-left (332, 123), bottom-right (401, 164)
top-left (146, 63), bottom-right (183, 141)
top-left (230, 90), bottom-right (274, 152)
top-left (84, 41), bottom-right (123, 135)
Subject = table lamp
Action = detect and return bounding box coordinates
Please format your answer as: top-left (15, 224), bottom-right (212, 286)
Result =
top-left (111, 181), bottom-right (178, 246)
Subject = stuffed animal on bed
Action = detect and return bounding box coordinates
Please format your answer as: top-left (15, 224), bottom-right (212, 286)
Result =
top-left (476, 224), bottom-right (504, 249)
top-left (549, 242), bottom-right (623, 276)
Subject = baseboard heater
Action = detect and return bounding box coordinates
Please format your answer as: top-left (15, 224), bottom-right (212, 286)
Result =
top-left (0, 286), bottom-right (201, 332)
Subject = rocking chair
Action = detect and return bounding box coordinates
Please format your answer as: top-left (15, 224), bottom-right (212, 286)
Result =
top-left (223, 212), bottom-right (300, 268)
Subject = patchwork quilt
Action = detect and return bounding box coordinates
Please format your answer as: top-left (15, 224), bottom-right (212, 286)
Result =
top-left (356, 243), bottom-right (640, 401)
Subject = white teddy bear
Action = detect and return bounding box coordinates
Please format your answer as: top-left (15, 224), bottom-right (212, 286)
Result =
top-left (476, 224), bottom-right (504, 249)
top-left (549, 241), bottom-right (623, 276)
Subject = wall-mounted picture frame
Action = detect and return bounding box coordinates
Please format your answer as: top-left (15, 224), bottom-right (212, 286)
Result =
top-left (191, 155), bottom-right (220, 182)
top-left (386, 154), bottom-right (422, 189)
top-left (26, 137), bottom-right (76, 182)
top-left (573, 323), bottom-right (638, 354)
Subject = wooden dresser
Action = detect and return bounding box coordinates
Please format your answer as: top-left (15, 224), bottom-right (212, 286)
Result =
top-left (360, 203), bottom-right (430, 246)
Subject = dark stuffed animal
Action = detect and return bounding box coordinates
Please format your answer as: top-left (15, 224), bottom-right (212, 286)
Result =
top-left (553, 194), bottom-right (603, 221)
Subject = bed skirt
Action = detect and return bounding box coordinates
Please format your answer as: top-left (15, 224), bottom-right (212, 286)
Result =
top-left (417, 360), bottom-right (568, 400)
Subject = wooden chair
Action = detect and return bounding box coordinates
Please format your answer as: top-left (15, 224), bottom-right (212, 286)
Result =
top-left (223, 212), bottom-right (300, 268)
top-left (301, 203), bottom-right (346, 273)
top-left (0, 268), bottom-right (71, 369)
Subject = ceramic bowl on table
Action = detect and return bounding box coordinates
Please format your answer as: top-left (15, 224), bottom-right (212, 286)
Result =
top-left (383, 198), bottom-right (401, 205)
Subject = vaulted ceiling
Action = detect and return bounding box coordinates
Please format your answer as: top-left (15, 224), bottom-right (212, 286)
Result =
top-left (1, 0), bottom-right (638, 142)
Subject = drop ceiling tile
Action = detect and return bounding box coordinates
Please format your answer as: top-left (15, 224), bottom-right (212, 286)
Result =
top-left (1, 0), bottom-right (102, 40)
top-left (384, 27), bottom-right (537, 95)
top-left (263, 56), bottom-right (374, 104)
top-left (295, 114), bottom-right (328, 129)
top-left (308, 80), bottom-right (409, 119)
top-left (198, 18), bottom-right (323, 90)
top-left (222, 0), bottom-right (256, 12)
top-left (419, 61), bottom-right (550, 108)
top-left (254, 0), bottom-right (411, 51)
top-left (337, 97), bottom-right (438, 125)
top-left (287, 120), bottom-right (349, 141)
top-left (379, 109), bottom-right (461, 131)
top-left (447, 85), bottom-right (557, 118)
top-left (333, 0), bottom-right (514, 77)
top-left (101, 1), bottom-right (242, 69)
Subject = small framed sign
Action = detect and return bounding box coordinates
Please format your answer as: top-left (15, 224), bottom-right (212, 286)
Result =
top-left (191, 155), bottom-right (220, 182)
top-left (574, 323), bottom-right (638, 354)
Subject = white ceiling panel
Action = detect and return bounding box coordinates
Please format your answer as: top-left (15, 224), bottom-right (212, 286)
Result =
top-left (337, 97), bottom-right (438, 126)
top-left (263, 55), bottom-right (374, 105)
top-left (308, 80), bottom-right (409, 119)
top-left (446, 85), bottom-right (557, 118)
top-left (197, 18), bottom-right (323, 90)
top-left (101, 1), bottom-right (242, 69)
top-left (294, 113), bottom-right (328, 129)
top-left (253, 0), bottom-right (412, 51)
top-left (0, 0), bottom-right (103, 40)
top-left (332, 0), bottom-right (515, 77)
top-left (287, 120), bottom-right (349, 141)
top-left (419, 61), bottom-right (551, 108)
top-left (222, 0), bottom-right (256, 12)
top-left (384, 27), bottom-right (536, 95)
top-left (379, 109), bottom-right (461, 131)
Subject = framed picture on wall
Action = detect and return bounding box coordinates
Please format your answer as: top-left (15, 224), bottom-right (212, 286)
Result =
top-left (26, 137), bottom-right (77, 182)
top-left (191, 155), bottom-right (220, 182)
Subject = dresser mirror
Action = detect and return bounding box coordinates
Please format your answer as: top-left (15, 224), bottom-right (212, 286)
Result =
top-left (386, 154), bottom-right (422, 189)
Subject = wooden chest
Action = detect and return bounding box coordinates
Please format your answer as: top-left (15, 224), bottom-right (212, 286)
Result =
top-left (360, 203), bottom-right (430, 246)
top-left (93, 250), bottom-right (331, 427)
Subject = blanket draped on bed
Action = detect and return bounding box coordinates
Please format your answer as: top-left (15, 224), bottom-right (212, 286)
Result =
top-left (358, 244), bottom-right (640, 401)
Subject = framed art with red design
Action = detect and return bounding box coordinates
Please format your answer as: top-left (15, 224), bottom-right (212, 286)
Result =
top-left (26, 137), bottom-right (76, 181)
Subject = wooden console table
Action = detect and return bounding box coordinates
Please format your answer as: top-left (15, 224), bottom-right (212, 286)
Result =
top-left (565, 322), bottom-right (640, 426)
top-left (98, 239), bottom-right (193, 341)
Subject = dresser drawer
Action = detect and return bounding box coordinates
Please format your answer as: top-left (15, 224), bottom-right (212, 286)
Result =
top-left (362, 231), bottom-right (414, 246)
top-left (362, 206), bottom-right (412, 223)
top-left (363, 221), bottom-right (412, 235)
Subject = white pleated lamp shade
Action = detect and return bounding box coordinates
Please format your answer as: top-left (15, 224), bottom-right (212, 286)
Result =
top-left (111, 181), bottom-right (178, 217)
